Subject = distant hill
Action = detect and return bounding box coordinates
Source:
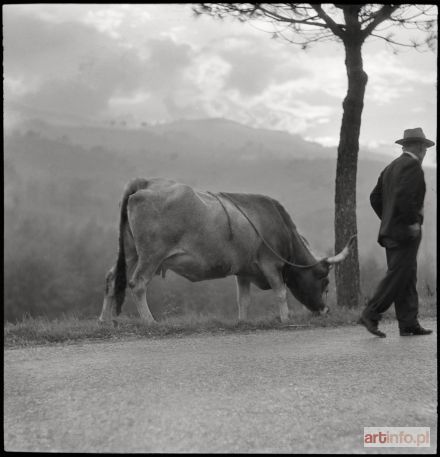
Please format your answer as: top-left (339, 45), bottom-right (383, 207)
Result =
top-left (5, 116), bottom-right (436, 266)
top-left (17, 116), bottom-right (335, 160)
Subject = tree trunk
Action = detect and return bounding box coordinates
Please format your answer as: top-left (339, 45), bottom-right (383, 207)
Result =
top-left (334, 40), bottom-right (367, 308)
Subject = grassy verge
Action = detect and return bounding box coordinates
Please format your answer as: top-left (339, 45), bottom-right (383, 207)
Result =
top-left (4, 299), bottom-right (436, 348)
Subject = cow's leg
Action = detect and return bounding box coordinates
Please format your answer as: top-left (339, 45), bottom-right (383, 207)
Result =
top-left (275, 285), bottom-right (289, 323)
top-left (125, 254), bottom-right (157, 323)
top-left (100, 252), bottom-right (140, 326)
top-left (130, 283), bottom-right (156, 323)
top-left (261, 266), bottom-right (289, 323)
top-left (99, 266), bottom-right (116, 324)
top-left (236, 276), bottom-right (251, 322)
top-left (128, 258), bottom-right (160, 324)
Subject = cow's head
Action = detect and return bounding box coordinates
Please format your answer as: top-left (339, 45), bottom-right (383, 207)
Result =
top-left (284, 235), bottom-right (356, 315)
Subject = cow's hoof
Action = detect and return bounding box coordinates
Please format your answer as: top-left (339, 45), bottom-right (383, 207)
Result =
top-left (139, 318), bottom-right (156, 325)
top-left (112, 320), bottom-right (119, 328)
top-left (320, 306), bottom-right (330, 316)
top-left (98, 319), bottom-right (112, 327)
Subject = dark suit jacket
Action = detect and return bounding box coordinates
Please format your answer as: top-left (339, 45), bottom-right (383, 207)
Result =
top-left (370, 153), bottom-right (426, 247)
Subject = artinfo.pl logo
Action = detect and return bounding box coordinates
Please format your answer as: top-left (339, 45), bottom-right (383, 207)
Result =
top-left (364, 427), bottom-right (430, 447)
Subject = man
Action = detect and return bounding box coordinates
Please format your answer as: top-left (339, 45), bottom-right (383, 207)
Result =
top-left (359, 127), bottom-right (435, 338)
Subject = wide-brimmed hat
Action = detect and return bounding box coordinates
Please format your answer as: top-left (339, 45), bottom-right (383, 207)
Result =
top-left (395, 127), bottom-right (435, 147)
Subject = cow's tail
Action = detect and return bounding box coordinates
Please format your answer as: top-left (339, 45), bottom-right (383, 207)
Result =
top-left (114, 178), bottom-right (150, 315)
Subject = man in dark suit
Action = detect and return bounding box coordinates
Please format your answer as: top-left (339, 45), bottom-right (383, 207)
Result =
top-left (359, 127), bottom-right (435, 338)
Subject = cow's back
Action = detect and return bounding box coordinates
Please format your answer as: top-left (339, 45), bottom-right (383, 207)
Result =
top-left (124, 179), bottom-right (303, 283)
top-left (126, 178), bottom-right (202, 241)
top-left (126, 178), bottom-right (245, 280)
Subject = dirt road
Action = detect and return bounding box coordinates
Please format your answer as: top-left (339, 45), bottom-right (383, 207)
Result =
top-left (4, 318), bottom-right (437, 453)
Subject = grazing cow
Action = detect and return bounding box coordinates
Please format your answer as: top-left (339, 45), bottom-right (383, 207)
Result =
top-left (99, 177), bottom-right (355, 325)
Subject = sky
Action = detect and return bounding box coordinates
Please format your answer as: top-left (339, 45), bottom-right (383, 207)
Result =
top-left (3, 4), bottom-right (438, 165)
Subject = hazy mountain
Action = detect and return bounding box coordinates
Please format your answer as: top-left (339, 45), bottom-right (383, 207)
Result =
top-left (17, 116), bottom-right (335, 160)
top-left (5, 116), bottom-right (436, 265)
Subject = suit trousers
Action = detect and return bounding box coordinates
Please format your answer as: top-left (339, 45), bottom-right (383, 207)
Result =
top-left (364, 236), bottom-right (421, 329)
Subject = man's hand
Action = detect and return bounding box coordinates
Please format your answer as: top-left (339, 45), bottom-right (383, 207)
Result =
top-left (408, 222), bottom-right (421, 239)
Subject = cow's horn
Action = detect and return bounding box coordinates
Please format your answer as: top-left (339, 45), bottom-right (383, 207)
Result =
top-left (323, 234), bottom-right (357, 265)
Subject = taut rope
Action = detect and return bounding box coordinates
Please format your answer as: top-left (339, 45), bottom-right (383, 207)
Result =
top-left (213, 191), bottom-right (326, 269)
top-left (206, 191), bottom-right (234, 240)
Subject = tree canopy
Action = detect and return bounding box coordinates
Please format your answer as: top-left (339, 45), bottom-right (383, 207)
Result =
top-left (194, 4), bottom-right (437, 51)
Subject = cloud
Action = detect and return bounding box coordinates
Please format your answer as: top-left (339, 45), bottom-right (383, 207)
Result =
top-left (23, 79), bottom-right (110, 120)
top-left (1, 5), bottom-right (348, 130)
top-left (364, 49), bottom-right (436, 105)
top-left (144, 39), bottom-right (195, 92)
top-left (4, 8), bottom-right (109, 84)
top-left (4, 7), bottom-right (198, 123)
top-left (205, 35), bottom-right (310, 97)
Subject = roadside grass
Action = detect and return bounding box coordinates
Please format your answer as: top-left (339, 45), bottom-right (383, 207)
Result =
top-left (4, 298), bottom-right (436, 348)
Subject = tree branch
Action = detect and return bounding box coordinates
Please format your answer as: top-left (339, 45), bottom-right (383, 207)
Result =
top-left (361, 5), bottom-right (400, 39)
top-left (309, 4), bottom-right (345, 39)
top-left (194, 3), bottom-right (436, 51)
top-left (369, 32), bottom-right (429, 51)
top-left (235, 4), bottom-right (334, 30)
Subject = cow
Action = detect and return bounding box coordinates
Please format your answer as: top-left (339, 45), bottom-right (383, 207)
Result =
top-left (99, 177), bottom-right (356, 325)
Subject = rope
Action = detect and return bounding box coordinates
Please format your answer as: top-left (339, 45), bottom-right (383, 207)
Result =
top-left (216, 192), bottom-right (325, 269)
top-left (206, 191), bottom-right (234, 240)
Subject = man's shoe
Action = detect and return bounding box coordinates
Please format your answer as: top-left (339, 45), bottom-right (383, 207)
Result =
top-left (400, 325), bottom-right (433, 336)
top-left (358, 315), bottom-right (386, 338)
